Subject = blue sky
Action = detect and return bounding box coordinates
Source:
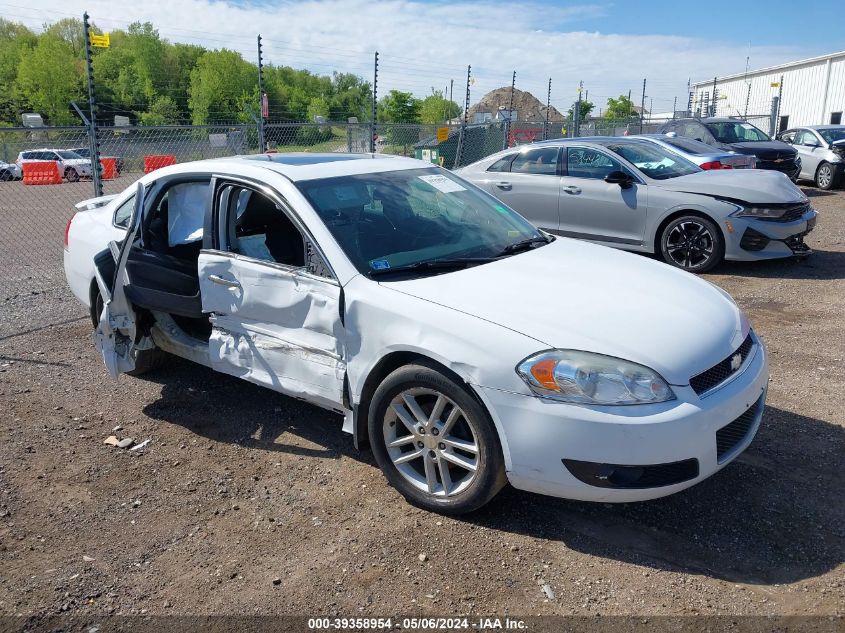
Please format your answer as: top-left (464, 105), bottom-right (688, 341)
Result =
top-left (10, 0), bottom-right (845, 114)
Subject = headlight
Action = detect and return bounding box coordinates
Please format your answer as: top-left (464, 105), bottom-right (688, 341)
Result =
top-left (729, 204), bottom-right (788, 219)
top-left (516, 350), bottom-right (675, 405)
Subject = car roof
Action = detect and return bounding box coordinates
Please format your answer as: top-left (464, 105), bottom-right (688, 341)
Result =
top-left (142, 153), bottom-right (434, 183)
top-left (803, 125), bottom-right (845, 130)
top-left (534, 136), bottom-right (657, 148)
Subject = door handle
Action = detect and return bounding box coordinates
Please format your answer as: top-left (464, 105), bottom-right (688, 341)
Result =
top-left (495, 181), bottom-right (512, 190)
top-left (563, 186), bottom-right (582, 194)
top-left (208, 274), bottom-right (241, 289)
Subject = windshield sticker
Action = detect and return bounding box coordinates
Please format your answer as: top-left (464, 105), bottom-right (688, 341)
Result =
top-left (418, 174), bottom-right (466, 193)
top-left (495, 204), bottom-right (511, 215)
top-left (370, 259), bottom-right (391, 270)
top-left (741, 123), bottom-right (755, 130)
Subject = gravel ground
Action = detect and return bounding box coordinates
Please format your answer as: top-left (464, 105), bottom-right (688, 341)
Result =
top-left (0, 185), bottom-right (843, 619)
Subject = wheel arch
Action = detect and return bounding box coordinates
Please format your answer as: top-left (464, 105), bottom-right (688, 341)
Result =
top-left (352, 350), bottom-right (494, 453)
top-left (88, 278), bottom-right (100, 327)
top-left (652, 208), bottom-right (726, 256)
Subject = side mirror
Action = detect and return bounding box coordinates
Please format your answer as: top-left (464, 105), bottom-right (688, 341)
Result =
top-left (604, 170), bottom-right (634, 188)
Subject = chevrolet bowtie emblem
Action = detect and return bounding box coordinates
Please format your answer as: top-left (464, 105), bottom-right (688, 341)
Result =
top-left (730, 353), bottom-right (742, 371)
top-left (774, 158), bottom-right (784, 163)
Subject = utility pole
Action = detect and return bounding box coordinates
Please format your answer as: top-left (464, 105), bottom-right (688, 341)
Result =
top-left (544, 77), bottom-right (551, 140)
top-left (82, 12), bottom-right (102, 197)
top-left (672, 96), bottom-right (677, 120)
top-left (371, 51), bottom-right (378, 153)
top-left (257, 35), bottom-right (266, 152)
top-left (627, 89), bottom-right (632, 121)
top-left (454, 65), bottom-right (471, 168)
top-left (504, 70), bottom-right (515, 150)
top-left (639, 78), bottom-right (646, 133)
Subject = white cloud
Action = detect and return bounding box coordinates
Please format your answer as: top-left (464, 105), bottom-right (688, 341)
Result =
top-left (12, 0), bottom-right (815, 114)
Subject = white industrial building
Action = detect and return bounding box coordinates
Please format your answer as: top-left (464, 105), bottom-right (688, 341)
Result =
top-left (691, 50), bottom-right (845, 134)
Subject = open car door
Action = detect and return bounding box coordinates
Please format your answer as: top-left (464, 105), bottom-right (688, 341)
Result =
top-left (197, 178), bottom-right (346, 411)
top-left (93, 181), bottom-right (147, 378)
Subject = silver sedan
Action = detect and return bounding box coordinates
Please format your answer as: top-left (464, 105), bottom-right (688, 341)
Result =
top-left (778, 125), bottom-right (845, 190)
top-left (637, 134), bottom-right (756, 170)
top-left (456, 137), bottom-right (817, 273)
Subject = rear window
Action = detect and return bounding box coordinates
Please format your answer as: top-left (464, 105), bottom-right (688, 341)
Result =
top-left (662, 136), bottom-right (718, 155)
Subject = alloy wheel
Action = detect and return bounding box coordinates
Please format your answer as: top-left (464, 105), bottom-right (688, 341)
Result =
top-left (817, 164), bottom-right (832, 189)
top-left (665, 220), bottom-right (715, 269)
top-left (383, 388), bottom-right (479, 498)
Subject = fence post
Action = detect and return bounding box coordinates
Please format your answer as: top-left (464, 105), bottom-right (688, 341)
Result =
top-left (453, 65), bottom-right (471, 169)
top-left (371, 52), bottom-right (378, 153)
top-left (544, 78), bottom-right (551, 140)
top-left (82, 12), bottom-right (103, 198)
top-left (503, 71), bottom-right (515, 150)
top-left (257, 35), bottom-right (266, 152)
top-left (639, 78), bottom-right (647, 134)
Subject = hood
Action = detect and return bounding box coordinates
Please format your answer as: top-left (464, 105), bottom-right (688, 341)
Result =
top-left (384, 239), bottom-right (748, 385)
top-left (63, 158), bottom-right (92, 166)
top-left (653, 169), bottom-right (805, 203)
top-left (724, 140), bottom-right (795, 159)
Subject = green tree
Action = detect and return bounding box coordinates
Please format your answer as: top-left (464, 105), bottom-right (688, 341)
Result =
top-left (15, 34), bottom-right (82, 124)
top-left (43, 18), bottom-right (86, 59)
top-left (139, 95), bottom-right (181, 125)
top-left (378, 90), bottom-right (420, 123)
top-left (328, 72), bottom-right (371, 121)
top-left (418, 90), bottom-right (460, 124)
top-left (0, 19), bottom-right (37, 123)
top-left (188, 49), bottom-right (256, 124)
top-left (567, 100), bottom-right (594, 121)
top-left (604, 95), bottom-right (637, 120)
top-left (306, 95), bottom-right (330, 122)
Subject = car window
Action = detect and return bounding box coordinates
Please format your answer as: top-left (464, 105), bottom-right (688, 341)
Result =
top-left (486, 154), bottom-right (516, 173)
top-left (706, 121), bottom-right (770, 143)
top-left (661, 136), bottom-right (718, 155)
top-left (217, 185), bottom-right (331, 275)
top-left (795, 130), bottom-right (819, 146)
top-left (565, 147), bottom-right (622, 179)
top-left (780, 131), bottom-right (796, 144)
top-left (818, 127), bottom-right (845, 144)
top-left (681, 123), bottom-right (706, 141)
top-left (606, 142), bottom-right (701, 180)
top-left (509, 147), bottom-right (560, 175)
top-left (113, 194), bottom-right (136, 228)
top-left (297, 167), bottom-right (543, 276)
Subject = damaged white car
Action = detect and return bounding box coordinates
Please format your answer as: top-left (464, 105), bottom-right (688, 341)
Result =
top-left (64, 154), bottom-right (768, 514)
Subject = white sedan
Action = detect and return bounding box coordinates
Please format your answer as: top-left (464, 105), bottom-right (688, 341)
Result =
top-left (63, 154), bottom-right (768, 514)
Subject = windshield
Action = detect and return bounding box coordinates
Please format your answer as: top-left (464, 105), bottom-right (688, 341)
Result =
top-left (818, 128), bottom-right (845, 144)
top-left (706, 121), bottom-right (770, 143)
top-left (297, 168), bottom-right (545, 277)
top-left (56, 150), bottom-right (83, 159)
top-left (605, 142), bottom-right (701, 180)
top-left (660, 136), bottom-right (720, 155)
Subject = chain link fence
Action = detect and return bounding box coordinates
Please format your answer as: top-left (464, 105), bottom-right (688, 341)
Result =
top-left (0, 112), bottom-right (775, 335)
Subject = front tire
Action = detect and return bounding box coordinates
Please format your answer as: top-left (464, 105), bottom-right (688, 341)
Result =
top-left (368, 362), bottom-right (506, 515)
top-left (815, 162), bottom-right (837, 190)
top-left (659, 214), bottom-right (724, 273)
top-left (65, 168), bottom-right (80, 182)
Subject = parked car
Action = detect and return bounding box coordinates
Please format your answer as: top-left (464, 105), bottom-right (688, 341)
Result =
top-left (64, 153), bottom-right (768, 514)
top-left (777, 125), bottom-right (845, 190)
top-left (16, 149), bottom-right (93, 182)
top-left (0, 160), bottom-right (22, 181)
top-left (637, 134), bottom-right (756, 170)
top-left (659, 118), bottom-right (800, 181)
top-left (456, 138), bottom-right (816, 273)
top-left (69, 147), bottom-right (124, 175)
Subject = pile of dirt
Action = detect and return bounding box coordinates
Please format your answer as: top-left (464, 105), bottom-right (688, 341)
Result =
top-left (467, 87), bottom-right (565, 123)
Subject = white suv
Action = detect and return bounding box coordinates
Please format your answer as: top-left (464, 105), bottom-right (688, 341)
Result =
top-left (16, 149), bottom-right (93, 182)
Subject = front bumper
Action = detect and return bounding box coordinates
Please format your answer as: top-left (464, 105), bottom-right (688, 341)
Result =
top-left (725, 209), bottom-right (817, 260)
top-left (756, 158), bottom-right (801, 181)
top-left (475, 336), bottom-right (768, 502)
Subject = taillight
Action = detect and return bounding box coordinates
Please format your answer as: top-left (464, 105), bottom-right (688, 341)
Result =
top-left (64, 213), bottom-right (77, 250)
top-left (700, 160), bottom-right (733, 170)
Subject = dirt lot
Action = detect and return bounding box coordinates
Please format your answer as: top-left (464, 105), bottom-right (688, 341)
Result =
top-left (0, 184), bottom-right (843, 620)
